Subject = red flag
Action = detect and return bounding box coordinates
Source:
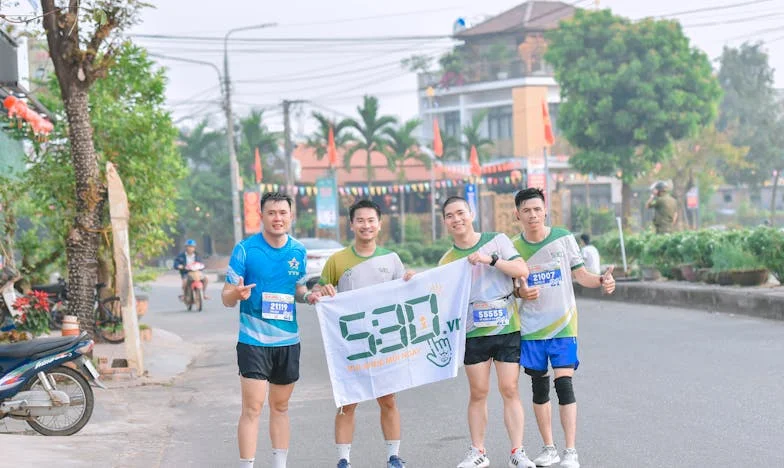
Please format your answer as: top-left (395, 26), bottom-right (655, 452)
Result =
top-left (327, 126), bottom-right (338, 167)
top-left (469, 145), bottom-right (481, 177)
top-left (542, 100), bottom-right (555, 147)
top-left (254, 147), bottom-right (263, 183)
top-left (433, 119), bottom-right (443, 157)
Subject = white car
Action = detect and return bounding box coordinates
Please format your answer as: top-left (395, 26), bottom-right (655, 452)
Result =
top-left (299, 237), bottom-right (344, 289)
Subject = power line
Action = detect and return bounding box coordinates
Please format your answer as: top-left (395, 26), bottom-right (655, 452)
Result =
top-left (658, 0), bottom-right (774, 18)
top-left (682, 11), bottom-right (784, 28)
top-left (279, 5), bottom-right (473, 27)
top-left (129, 33), bottom-right (454, 43)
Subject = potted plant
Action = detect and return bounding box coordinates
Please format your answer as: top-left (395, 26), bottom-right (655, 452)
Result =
top-left (139, 323), bottom-right (152, 342)
top-left (710, 242), bottom-right (768, 286)
top-left (12, 290), bottom-right (51, 337)
top-left (438, 50), bottom-right (465, 88)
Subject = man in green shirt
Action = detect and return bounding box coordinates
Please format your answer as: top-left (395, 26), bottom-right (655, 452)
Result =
top-left (313, 199), bottom-right (414, 468)
top-left (646, 181), bottom-right (678, 234)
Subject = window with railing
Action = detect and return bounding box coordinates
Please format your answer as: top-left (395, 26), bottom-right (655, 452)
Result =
top-left (443, 111), bottom-right (461, 138)
top-left (487, 106), bottom-right (513, 140)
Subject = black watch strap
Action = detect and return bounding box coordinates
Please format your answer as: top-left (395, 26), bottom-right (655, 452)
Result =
top-left (490, 253), bottom-right (499, 266)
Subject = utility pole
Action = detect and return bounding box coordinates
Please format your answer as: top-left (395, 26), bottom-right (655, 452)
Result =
top-left (223, 23), bottom-right (276, 244)
top-left (282, 99), bottom-right (308, 193)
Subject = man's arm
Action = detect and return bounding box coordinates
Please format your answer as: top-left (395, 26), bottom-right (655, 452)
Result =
top-left (672, 210), bottom-right (679, 225)
top-left (573, 266), bottom-right (615, 294)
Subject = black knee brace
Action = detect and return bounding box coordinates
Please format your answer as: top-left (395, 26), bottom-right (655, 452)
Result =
top-left (554, 376), bottom-right (576, 405)
top-left (531, 375), bottom-right (550, 404)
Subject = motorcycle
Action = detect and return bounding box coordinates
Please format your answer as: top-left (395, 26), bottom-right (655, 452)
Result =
top-left (183, 262), bottom-right (206, 312)
top-left (0, 332), bottom-right (105, 436)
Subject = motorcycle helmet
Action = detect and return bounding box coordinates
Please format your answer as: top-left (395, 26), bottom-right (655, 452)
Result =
top-left (185, 239), bottom-right (197, 247)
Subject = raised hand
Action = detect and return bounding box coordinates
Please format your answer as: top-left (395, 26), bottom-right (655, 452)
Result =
top-left (236, 277), bottom-right (256, 301)
top-left (602, 266), bottom-right (616, 295)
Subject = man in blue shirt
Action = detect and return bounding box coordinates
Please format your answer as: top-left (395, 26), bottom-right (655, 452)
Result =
top-left (222, 192), bottom-right (319, 468)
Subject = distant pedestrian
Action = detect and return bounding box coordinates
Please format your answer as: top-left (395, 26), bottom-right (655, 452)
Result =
top-left (646, 182), bottom-right (678, 234)
top-left (578, 234), bottom-right (600, 275)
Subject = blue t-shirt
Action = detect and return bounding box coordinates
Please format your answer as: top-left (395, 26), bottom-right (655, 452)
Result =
top-left (226, 234), bottom-right (307, 347)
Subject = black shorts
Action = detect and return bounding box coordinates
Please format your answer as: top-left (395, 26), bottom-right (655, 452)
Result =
top-left (236, 342), bottom-right (300, 385)
top-left (464, 332), bottom-right (521, 365)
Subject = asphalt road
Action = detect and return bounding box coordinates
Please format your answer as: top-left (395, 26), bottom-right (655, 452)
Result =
top-left (142, 276), bottom-right (784, 468)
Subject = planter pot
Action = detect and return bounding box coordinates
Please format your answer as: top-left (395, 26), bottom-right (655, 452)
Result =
top-left (139, 327), bottom-right (152, 342)
top-left (136, 294), bottom-right (149, 317)
top-left (715, 269), bottom-right (769, 286)
top-left (679, 264), bottom-right (699, 282)
top-left (669, 267), bottom-right (684, 281)
top-left (697, 268), bottom-right (712, 283)
top-left (641, 266), bottom-right (662, 281)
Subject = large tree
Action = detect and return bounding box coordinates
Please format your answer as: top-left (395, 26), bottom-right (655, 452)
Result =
top-left (545, 9), bottom-right (722, 224)
top-left (717, 43), bottom-right (784, 202)
top-left (383, 118), bottom-right (431, 242)
top-left (344, 95), bottom-right (397, 188)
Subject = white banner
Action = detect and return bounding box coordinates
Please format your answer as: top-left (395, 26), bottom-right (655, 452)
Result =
top-left (316, 259), bottom-right (472, 407)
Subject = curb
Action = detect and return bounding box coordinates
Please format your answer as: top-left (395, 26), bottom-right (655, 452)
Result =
top-left (575, 281), bottom-right (784, 321)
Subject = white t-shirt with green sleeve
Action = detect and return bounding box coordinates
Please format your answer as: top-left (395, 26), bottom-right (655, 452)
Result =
top-left (513, 228), bottom-right (584, 341)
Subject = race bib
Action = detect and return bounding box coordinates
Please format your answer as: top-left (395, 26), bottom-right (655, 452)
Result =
top-left (261, 292), bottom-right (294, 321)
top-left (527, 263), bottom-right (563, 288)
top-left (472, 299), bottom-right (510, 327)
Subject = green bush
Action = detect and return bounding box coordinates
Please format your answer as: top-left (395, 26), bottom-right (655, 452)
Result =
top-left (396, 248), bottom-right (414, 265)
top-left (746, 227), bottom-right (784, 280)
top-left (711, 242), bottom-right (764, 272)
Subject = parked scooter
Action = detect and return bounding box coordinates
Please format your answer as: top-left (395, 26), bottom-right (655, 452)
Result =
top-left (183, 262), bottom-right (206, 312)
top-left (0, 332), bottom-right (104, 435)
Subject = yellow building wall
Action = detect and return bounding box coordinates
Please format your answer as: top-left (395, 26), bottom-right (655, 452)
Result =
top-left (512, 86), bottom-right (549, 159)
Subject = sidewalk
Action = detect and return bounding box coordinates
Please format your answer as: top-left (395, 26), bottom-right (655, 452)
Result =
top-left (0, 325), bottom-right (201, 439)
top-left (575, 280), bottom-right (784, 321)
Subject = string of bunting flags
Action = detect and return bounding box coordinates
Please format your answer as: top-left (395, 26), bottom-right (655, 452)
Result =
top-left (259, 171), bottom-right (524, 197)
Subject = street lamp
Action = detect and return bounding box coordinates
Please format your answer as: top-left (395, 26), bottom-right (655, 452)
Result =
top-left (224, 22), bottom-right (277, 244)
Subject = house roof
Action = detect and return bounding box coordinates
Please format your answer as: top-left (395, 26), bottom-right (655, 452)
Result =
top-left (454, 1), bottom-right (576, 38)
top-left (294, 144), bottom-right (433, 184)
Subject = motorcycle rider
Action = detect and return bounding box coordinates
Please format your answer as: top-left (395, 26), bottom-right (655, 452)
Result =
top-left (174, 239), bottom-right (209, 300)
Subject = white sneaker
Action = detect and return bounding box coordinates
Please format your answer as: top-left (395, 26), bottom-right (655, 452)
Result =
top-left (508, 449), bottom-right (536, 468)
top-left (457, 447), bottom-right (490, 468)
top-left (532, 445), bottom-right (560, 467)
top-left (559, 449), bottom-right (579, 468)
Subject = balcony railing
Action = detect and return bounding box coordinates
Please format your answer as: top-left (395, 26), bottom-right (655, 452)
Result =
top-left (418, 59), bottom-right (554, 90)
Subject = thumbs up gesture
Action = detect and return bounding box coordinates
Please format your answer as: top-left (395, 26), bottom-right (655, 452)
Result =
top-left (601, 266), bottom-right (615, 295)
top-left (236, 277), bottom-right (256, 301)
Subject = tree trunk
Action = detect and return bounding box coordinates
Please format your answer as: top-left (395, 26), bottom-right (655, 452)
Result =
top-left (770, 169), bottom-right (780, 225)
top-left (63, 85), bottom-right (105, 338)
top-left (621, 180), bottom-right (632, 230)
top-left (366, 149), bottom-right (373, 190)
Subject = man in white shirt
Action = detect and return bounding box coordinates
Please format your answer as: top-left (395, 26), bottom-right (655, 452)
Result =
top-left (578, 234), bottom-right (600, 275)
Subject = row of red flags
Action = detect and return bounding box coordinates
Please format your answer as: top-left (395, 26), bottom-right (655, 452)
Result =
top-left (252, 99), bottom-right (555, 184)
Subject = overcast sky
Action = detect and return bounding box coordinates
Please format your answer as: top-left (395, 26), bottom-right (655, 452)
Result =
top-left (10, 1), bottom-right (784, 134)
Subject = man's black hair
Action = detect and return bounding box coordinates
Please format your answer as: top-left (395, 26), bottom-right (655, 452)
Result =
top-left (515, 188), bottom-right (546, 208)
top-left (442, 196), bottom-right (471, 217)
top-left (349, 199), bottom-right (382, 222)
top-left (260, 192), bottom-right (293, 211)
top-left (580, 233), bottom-right (591, 245)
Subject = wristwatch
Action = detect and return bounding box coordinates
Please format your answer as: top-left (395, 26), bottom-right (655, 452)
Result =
top-left (490, 253), bottom-right (499, 267)
top-left (599, 276), bottom-right (605, 285)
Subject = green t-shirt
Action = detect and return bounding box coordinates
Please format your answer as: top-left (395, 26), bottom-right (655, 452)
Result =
top-left (319, 246), bottom-right (405, 292)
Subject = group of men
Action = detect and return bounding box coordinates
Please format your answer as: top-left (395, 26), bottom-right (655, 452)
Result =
top-left (220, 189), bottom-right (615, 468)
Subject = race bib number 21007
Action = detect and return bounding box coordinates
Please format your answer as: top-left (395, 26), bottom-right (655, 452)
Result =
top-left (527, 268), bottom-right (563, 288)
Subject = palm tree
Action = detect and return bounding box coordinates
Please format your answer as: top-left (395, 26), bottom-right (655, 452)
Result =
top-left (384, 118), bottom-right (432, 242)
top-left (238, 110), bottom-right (281, 186)
top-left (305, 111), bottom-right (352, 165)
top-left (344, 95), bottom-right (397, 188)
top-left (462, 110), bottom-right (494, 162)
